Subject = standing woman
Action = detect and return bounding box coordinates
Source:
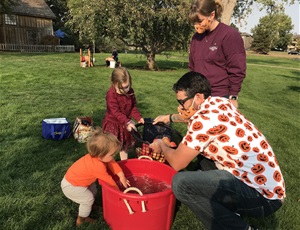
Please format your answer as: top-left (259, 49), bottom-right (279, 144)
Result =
top-left (153, 0), bottom-right (246, 125)
top-left (189, 0), bottom-right (246, 108)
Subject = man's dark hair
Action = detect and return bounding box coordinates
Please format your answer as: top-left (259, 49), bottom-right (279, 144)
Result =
top-left (173, 71), bottom-right (211, 99)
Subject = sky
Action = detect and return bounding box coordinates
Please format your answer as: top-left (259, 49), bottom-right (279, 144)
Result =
top-left (234, 2), bottom-right (300, 35)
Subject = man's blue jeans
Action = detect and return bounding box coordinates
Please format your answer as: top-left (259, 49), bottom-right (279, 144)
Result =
top-left (172, 170), bottom-right (282, 230)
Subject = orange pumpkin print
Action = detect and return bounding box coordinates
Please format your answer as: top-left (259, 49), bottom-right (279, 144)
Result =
top-left (225, 103), bottom-right (232, 110)
top-left (252, 147), bottom-right (260, 153)
top-left (244, 122), bottom-right (253, 131)
top-left (258, 132), bottom-right (262, 137)
top-left (234, 159), bottom-right (244, 168)
top-left (262, 189), bottom-right (274, 199)
top-left (241, 172), bottom-right (252, 184)
top-left (241, 154), bottom-right (249, 161)
top-left (230, 121), bottom-right (237, 126)
top-left (223, 146), bottom-right (238, 155)
top-left (226, 154), bottom-right (233, 160)
top-left (235, 128), bottom-right (245, 138)
top-left (201, 114), bottom-right (210, 120)
top-left (204, 104), bottom-right (210, 109)
top-left (217, 155), bottom-right (224, 161)
top-left (257, 153), bottom-right (269, 162)
top-left (273, 186), bottom-right (284, 198)
top-left (232, 169), bottom-right (240, 177)
top-left (267, 151), bottom-right (273, 157)
top-left (209, 101), bottom-right (216, 105)
top-left (218, 114), bottom-right (229, 122)
top-left (196, 134), bottom-right (210, 142)
top-left (209, 144), bottom-right (218, 154)
top-left (194, 146), bottom-right (201, 151)
top-left (254, 174), bottom-right (267, 185)
top-left (268, 161), bottom-right (275, 168)
top-left (252, 133), bottom-right (258, 138)
top-left (273, 170), bottom-right (282, 182)
top-left (212, 109), bottom-right (219, 113)
top-left (185, 135), bottom-right (193, 142)
top-left (216, 98), bottom-right (223, 102)
top-left (239, 141), bottom-right (251, 152)
top-left (217, 134), bottom-right (230, 142)
top-left (228, 112), bottom-right (233, 117)
top-left (260, 140), bottom-right (269, 149)
top-left (218, 104), bottom-right (227, 111)
top-left (200, 110), bottom-right (210, 114)
top-left (203, 151), bottom-right (209, 157)
top-left (274, 156), bottom-right (279, 166)
top-left (192, 121), bottom-right (203, 131)
top-left (210, 156), bottom-right (216, 161)
top-left (235, 116), bottom-right (243, 124)
top-left (247, 136), bottom-right (253, 142)
top-left (223, 161), bottom-right (236, 168)
top-left (206, 124), bottom-right (228, 135)
top-left (251, 164), bottom-right (265, 174)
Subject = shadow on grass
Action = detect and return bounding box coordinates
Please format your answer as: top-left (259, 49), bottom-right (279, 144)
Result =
top-left (287, 86), bottom-right (300, 92)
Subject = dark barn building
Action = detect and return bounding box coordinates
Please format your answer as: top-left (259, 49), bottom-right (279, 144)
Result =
top-left (0, 0), bottom-right (56, 45)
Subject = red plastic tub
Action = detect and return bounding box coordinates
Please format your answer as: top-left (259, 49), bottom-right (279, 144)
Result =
top-left (100, 159), bottom-right (177, 230)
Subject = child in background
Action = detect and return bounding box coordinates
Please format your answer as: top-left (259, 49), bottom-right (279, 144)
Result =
top-left (61, 128), bottom-right (130, 226)
top-left (102, 67), bottom-right (144, 160)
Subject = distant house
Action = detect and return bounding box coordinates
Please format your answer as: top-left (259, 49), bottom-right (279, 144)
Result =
top-left (240, 32), bottom-right (253, 50)
top-left (0, 0), bottom-right (56, 45)
top-left (287, 34), bottom-right (300, 51)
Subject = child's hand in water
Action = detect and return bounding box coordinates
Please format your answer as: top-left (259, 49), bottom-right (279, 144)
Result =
top-left (120, 176), bottom-right (130, 188)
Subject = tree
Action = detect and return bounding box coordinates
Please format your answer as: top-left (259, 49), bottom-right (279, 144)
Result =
top-left (0, 0), bottom-right (17, 13)
top-left (273, 14), bottom-right (293, 50)
top-left (65, 0), bottom-right (298, 69)
top-left (251, 19), bottom-right (274, 54)
top-left (45, 0), bottom-right (69, 30)
top-left (67, 0), bottom-right (192, 70)
top-left (226, 0), bottom-right (298, 25)
top-left (251, 12), bottom-right (293, 53)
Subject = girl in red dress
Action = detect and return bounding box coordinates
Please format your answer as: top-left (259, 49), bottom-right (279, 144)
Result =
top-left (102, 67), bottom-right (144, 160)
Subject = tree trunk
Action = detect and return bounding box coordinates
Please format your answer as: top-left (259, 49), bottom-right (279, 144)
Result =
top-left (145, 52), bottom-right (157, 70)
top-left (221, 0), bottom-right (237, 25)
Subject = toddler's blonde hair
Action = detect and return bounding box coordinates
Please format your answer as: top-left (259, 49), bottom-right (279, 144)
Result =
top-left (87, 127), bottom-right (121, 157)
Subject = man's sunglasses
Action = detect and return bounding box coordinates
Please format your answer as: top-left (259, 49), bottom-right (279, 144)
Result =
top-left (177, 97), bottom-right (193, 107)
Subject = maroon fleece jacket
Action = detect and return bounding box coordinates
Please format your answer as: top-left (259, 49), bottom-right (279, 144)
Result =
top-left (189, 22), bottom-right (246, 97)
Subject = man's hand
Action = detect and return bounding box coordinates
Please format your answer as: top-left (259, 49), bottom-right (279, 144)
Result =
top-left (153, 115), bottom-right (170, 124)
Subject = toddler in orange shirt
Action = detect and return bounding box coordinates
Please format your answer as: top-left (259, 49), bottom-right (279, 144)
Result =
top-left (61, 128), bottom-right (130, 226)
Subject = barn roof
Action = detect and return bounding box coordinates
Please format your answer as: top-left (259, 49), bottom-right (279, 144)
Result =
top-left (4, 0), bottom-right (56, 19)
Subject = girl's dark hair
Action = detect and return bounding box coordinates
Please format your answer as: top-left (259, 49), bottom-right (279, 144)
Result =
top-left (87, 127), bottom-right (121, 157)
top-left (173, 72), bottom-right (211, 99)
top-left (189, 0), bottom-right (223, 24)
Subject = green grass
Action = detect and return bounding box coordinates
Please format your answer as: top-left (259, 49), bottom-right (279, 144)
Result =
top-left (0, 51), bottom-right (299, 230)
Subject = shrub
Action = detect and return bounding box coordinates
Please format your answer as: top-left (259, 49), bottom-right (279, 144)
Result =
top-left (40, 35), bottom-right (60, 45)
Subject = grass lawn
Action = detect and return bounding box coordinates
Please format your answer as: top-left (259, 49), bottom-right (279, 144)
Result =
top-left (0, 51), bottom-right (299, 230)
